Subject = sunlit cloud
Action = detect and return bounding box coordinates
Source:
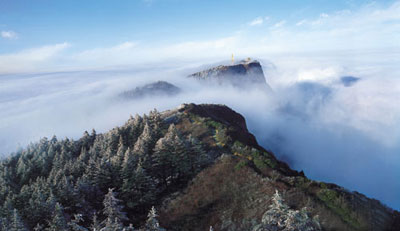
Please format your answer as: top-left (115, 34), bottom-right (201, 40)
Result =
top-left (0, 43), bottom-right (69, 74)
top-left (248, 16), bottom-right (269, 26)
top-left (1, 30), bottom-right (18, 39)
top-left (271, 20), bottom-right (286, 29)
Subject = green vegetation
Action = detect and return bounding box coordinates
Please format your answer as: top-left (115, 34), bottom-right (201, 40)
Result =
top-left (234, 160), bottom-right (248, 170)
top-left (232, 141), bottom-right (277, 171)
top-left (317, 189), bottom-right (362, 230)
top-left (214, 128), bottom-right (230, 147)
top-left (251, 149), bottom-right (277, 170)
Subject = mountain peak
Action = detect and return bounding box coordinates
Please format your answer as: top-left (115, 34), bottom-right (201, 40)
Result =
top-left (188, 58), bottom-right (271, 90)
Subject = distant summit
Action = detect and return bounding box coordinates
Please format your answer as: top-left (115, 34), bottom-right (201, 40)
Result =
top-left (340, 76), bottom-right (360, 87)
top-left (120, 81), bottom-right (181, 100)
top-left (188, 58), bottom-right (271, 90)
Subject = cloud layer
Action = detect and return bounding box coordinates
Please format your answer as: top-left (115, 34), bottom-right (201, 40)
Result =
top-left (1, 50), bottom-right (399, 210)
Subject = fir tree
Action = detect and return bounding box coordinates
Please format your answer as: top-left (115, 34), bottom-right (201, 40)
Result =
top-left (9, 209), bottom-right (27, 231)
top-left (68, 214), bottom-right (88, 231)
top-left (122, 162), bottom-right (155, 209)
top-left (143, 206), bottom-right (165, 231)
top-left (101, 188), bottom-right (128, 230)
top-left (133, 122), bottom-right (154, 156)
top-left (46, 203), bottom-right (68, 231)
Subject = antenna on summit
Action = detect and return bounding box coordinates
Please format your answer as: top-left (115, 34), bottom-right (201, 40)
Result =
top-left (231, 53), bottom-right (234, 65)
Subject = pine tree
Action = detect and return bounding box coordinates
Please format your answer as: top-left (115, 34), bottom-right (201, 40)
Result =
top-left (33, 223), bottom-right (44, 231)
top-left (143, 206), bottom-right (165, 231)
top-left (90, 214), bottom-right (101, 231)
top-left (122, 162), bottom-right (155, 209)
top-left (172, 132), bottom-right (190, 181)
top-left (255, 190), bottom-right (321, 231)
top-left (187, 134), bottom-right (209, 172)
top-left (133, 122), bottom-right (154, 156)
top-left (152, 137), bottom-right (177, 188)
top-left (68, 214), bottom-right (88, 231)
top-left (46, 203), bottom-right (68, 231)
top-left (121, 147), bottom-right (138, 178)
top-left (101, 188), bottom-right (128, 230)
top-left (9, 209), bottom-right (27, 231)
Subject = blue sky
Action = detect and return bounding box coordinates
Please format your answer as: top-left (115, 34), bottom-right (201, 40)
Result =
top-left (0, 0), bottom-right (399, 72)
top-left (0, 0), bottom-right (395, 51)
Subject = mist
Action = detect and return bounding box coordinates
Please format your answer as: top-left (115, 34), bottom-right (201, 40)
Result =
top-left (1, 49), bottom-right (400, 211)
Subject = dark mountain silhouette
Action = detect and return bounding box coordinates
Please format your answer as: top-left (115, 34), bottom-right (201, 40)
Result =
top-left (120, 81), bottom-right (181, 100)
top-left (340, 76), bottom-right (361, 87)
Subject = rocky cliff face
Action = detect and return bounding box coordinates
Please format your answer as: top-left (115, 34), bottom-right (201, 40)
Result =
top-left (188, 59), bottom-right (271, 90)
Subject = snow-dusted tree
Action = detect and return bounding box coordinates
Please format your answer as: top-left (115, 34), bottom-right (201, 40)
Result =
top-left (122, 162), bottom-right (155, 209)
top-left (111, 137), bottom-right (126, 169)
top-left (253, 190), bottom-right (321, 231)
top-left (9, 209), bottom-right (28, 231)
top-left (33, 223), bottom-right (44, 231)
top-left (133, 122), bottom-right (154, 156)
top-left (90, 214), bottom-right (101, 231)
top-left (101, 188), bottom-right (128, 230)
top-left (121, 148), bottom-right (137, 178)
top-left (46, 202), bottom-right (68, 231)
top-left (152, 138), bottom-right (177, 188)
top-left (187, 134), bottom-right (209, 172)
top-left (148, 109), bottom-right (162, 138)
top-left (123, 224), bottom-right (135, 231)
top-left (143, 206), bottom-right (165, 231)
top-left (68, 214), bottom-right (88, 231)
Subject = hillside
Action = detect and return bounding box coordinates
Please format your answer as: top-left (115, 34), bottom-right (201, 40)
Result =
top-left (0, 104), bottom-right (398, 231)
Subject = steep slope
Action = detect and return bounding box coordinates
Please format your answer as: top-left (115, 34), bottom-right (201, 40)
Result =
top-left (0, 104), bottom-right (398, 230)
top-left (188, 59), bottom-right (271, 90)
top-left (158, 104), bottom-right (399, 231)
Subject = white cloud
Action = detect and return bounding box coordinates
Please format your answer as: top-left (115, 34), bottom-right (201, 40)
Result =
top-left (271, 20), bottom-right (286, 29)
top-left (0, 43), bottom-right (69, 74)
top-left (1, 30), bottom-right (18, 39)
top-left (296, 19), bottom-right (307, 26)
top-left (249, 17), bottom-right (265, 26)
top-left (74, 41), bottom-right (137, 62)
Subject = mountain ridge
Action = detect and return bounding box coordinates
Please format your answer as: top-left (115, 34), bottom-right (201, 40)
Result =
top-left (0, 103), bottom-right (398, 230)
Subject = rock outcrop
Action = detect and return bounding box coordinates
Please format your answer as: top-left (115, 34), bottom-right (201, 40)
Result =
top-left (188, 59), bottom-right (271, 90)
